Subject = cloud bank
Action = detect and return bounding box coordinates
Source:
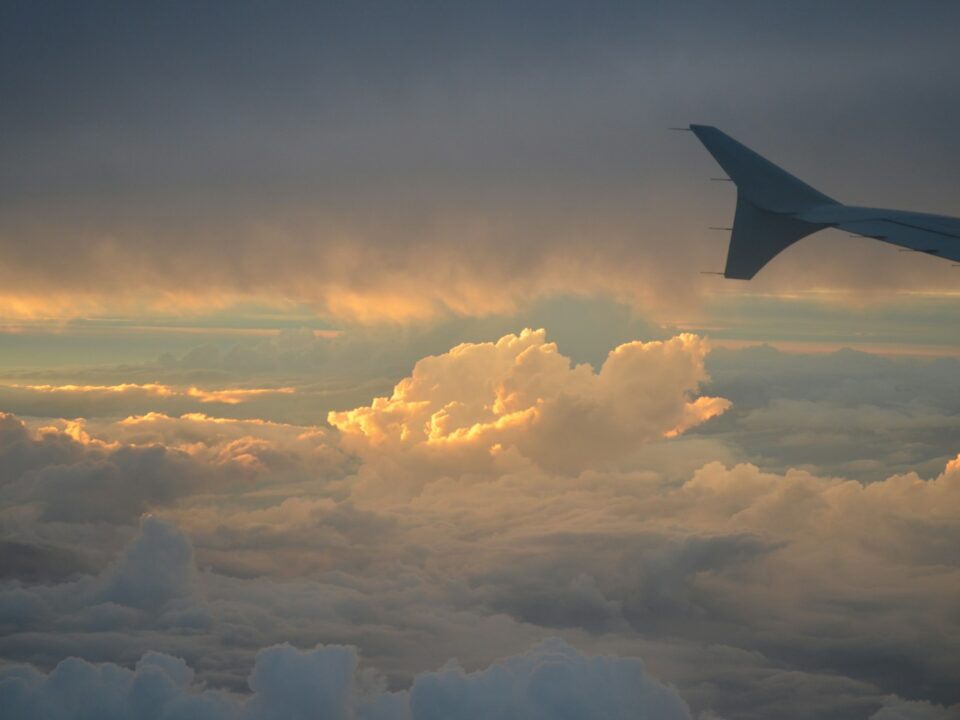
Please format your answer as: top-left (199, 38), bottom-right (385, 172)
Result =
top-left (4, 3), bottom-right (960, 324)
top-left (1, 331), bottom-right (959, 718)
top-left (0, 636), bottom-right (693, 720)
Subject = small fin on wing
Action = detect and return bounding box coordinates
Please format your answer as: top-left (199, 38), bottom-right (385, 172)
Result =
top-left (689, 125), bottom-right (836, 279)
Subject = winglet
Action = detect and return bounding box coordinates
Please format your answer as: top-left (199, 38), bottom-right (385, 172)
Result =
top-left (689, 125), bottom-right (836, 279)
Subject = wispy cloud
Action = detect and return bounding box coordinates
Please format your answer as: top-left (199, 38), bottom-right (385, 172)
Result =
top-left (2, 382), bottom-right (295, 404)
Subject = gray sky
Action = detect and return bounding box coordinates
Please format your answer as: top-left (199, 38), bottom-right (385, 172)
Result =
top-left (3, 1), bottom-right (960, 326)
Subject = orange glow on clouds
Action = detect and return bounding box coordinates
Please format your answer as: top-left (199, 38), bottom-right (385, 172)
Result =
top-left (330, 329), bottom-right (729, 474)
top-left (5, 382), bottom-right (296, 404)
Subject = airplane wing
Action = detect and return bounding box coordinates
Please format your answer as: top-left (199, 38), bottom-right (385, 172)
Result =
top-left (798, 205), bottom-right (960, 263)
top-left (689, 125), bottom-right (960, 278)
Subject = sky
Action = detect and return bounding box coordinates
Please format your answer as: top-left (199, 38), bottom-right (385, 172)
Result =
top-left (1, 2), bottom-right (959, 719)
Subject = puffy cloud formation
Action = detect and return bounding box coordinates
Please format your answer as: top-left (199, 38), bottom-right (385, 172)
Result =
top-left (100, 516), bottom-right (199, 612)
top-left (330, 329), bottom-right (728, 474)
top-left (0, 411), bottom-right (345, 528)
top-left (3, 333), bottom-right (960, 718)
top-left (0, 638), bottom-right (691, 720)
top-left (0, 652), bottom-right (236, 720)
top-left (0, 412), bottom-right (207, 525)
top-left (400, 637), bottom-right (691, 720)
top-left (0, 517), bottom-right (208, 639)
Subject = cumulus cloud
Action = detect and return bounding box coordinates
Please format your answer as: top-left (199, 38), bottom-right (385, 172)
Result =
top-left (0, 638), bottom-right (691, 720)
top-left (4, 446), bottom-right (959, 717)
top-left (0, 516), bottom-right (208, 636)
top-left (0, 652), bottom-right (236, 720)
top-left (2, 333), bottom-right (960, 718)
top-left (330, 329), bottom-right (728, 476)
top-left (0, 411), bottom-right (345, 527)
top-left (0, 412), bottom-right (206, 525)
top-left (100, 517), bottom-right (199, 612)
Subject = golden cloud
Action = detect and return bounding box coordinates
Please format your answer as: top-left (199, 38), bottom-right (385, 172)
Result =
top-left (5, 382), bottom-right (295, 405)
top-left (329, 329), bottom-right (729, 475)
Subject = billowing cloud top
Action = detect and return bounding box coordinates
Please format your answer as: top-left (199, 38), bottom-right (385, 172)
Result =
top-left (2, 328), bottom-right (960, 718)
top-left (329, 329), bottom-right (729, 475)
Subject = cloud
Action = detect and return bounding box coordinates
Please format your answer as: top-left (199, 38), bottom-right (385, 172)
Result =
top-left (0, 380), bottom-right (304, 428)
top-left (0, 638), bottom-right (691, 720)
top-left (0, 412), bottom-right (204, 524)
top-left (330, 329), bottom-right (728, 476)
top-left (401, 637), bottom-right (691, 720)
top-left (2, 382), bottom-right (295, 405)
top-left (0, 411), bottom-right (346, 526)
top-left (3, 447), bottom-right (959, 717)
top-left (700, 345), bottom-right (960, 479)
top-left (0, 652), bottom-right (236, 720)
top-left (0, 517), bottom-right (207, 632)
top-left (100, 516), bottom-right (199, 612)
top-left (869, 697), bottom-right (960, 720)
top-left (0, 540), bottom-right (89, 584)
top-left (4, 2), bottom-right (960, 326)
top-left (2, 333), bottom-right (960, 717)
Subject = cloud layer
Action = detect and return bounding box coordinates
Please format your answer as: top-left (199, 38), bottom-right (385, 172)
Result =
top-left (0, 634), bottom-right (693, 720)
top-left (1, 330), bottom-right (959, 718)
top-left (3, 3), bottom-right (960, 324)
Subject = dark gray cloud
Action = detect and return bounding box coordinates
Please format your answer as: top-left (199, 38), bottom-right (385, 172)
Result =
top-left (0, 540), bottom-right (89, 585)
top-left (2, 445), bottom-right (958, 719)
top-left (469, 532), bottom-right (773, 635)
top-left (0, 518), bottom-right (695, 719)
top-left (0, 413), bottom-right (208, 524)
top-left (0, 411), bottom-right (347, 527)
top-left (2, 2), bottom-right (959, 319)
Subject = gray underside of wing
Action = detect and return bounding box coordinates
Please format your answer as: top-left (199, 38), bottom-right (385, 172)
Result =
top-left (799, 205), bottom-right (960, 263)
top-left (690, 125), bottom-right (960, 277)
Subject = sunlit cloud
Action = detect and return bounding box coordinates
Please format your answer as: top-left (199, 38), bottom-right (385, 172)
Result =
top-left (1, 320), bottom-right (959, 717)
top-left (330, 329), bottom-right (729, 476)
top-left (3, 382), bottom-right (295, 404)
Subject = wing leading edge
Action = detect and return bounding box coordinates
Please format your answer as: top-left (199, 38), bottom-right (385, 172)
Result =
top-left (689, 125), bottom-right (960, 278)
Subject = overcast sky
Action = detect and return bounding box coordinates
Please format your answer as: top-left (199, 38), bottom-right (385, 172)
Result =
top-left (3, 0), bottom-right (960, 329)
